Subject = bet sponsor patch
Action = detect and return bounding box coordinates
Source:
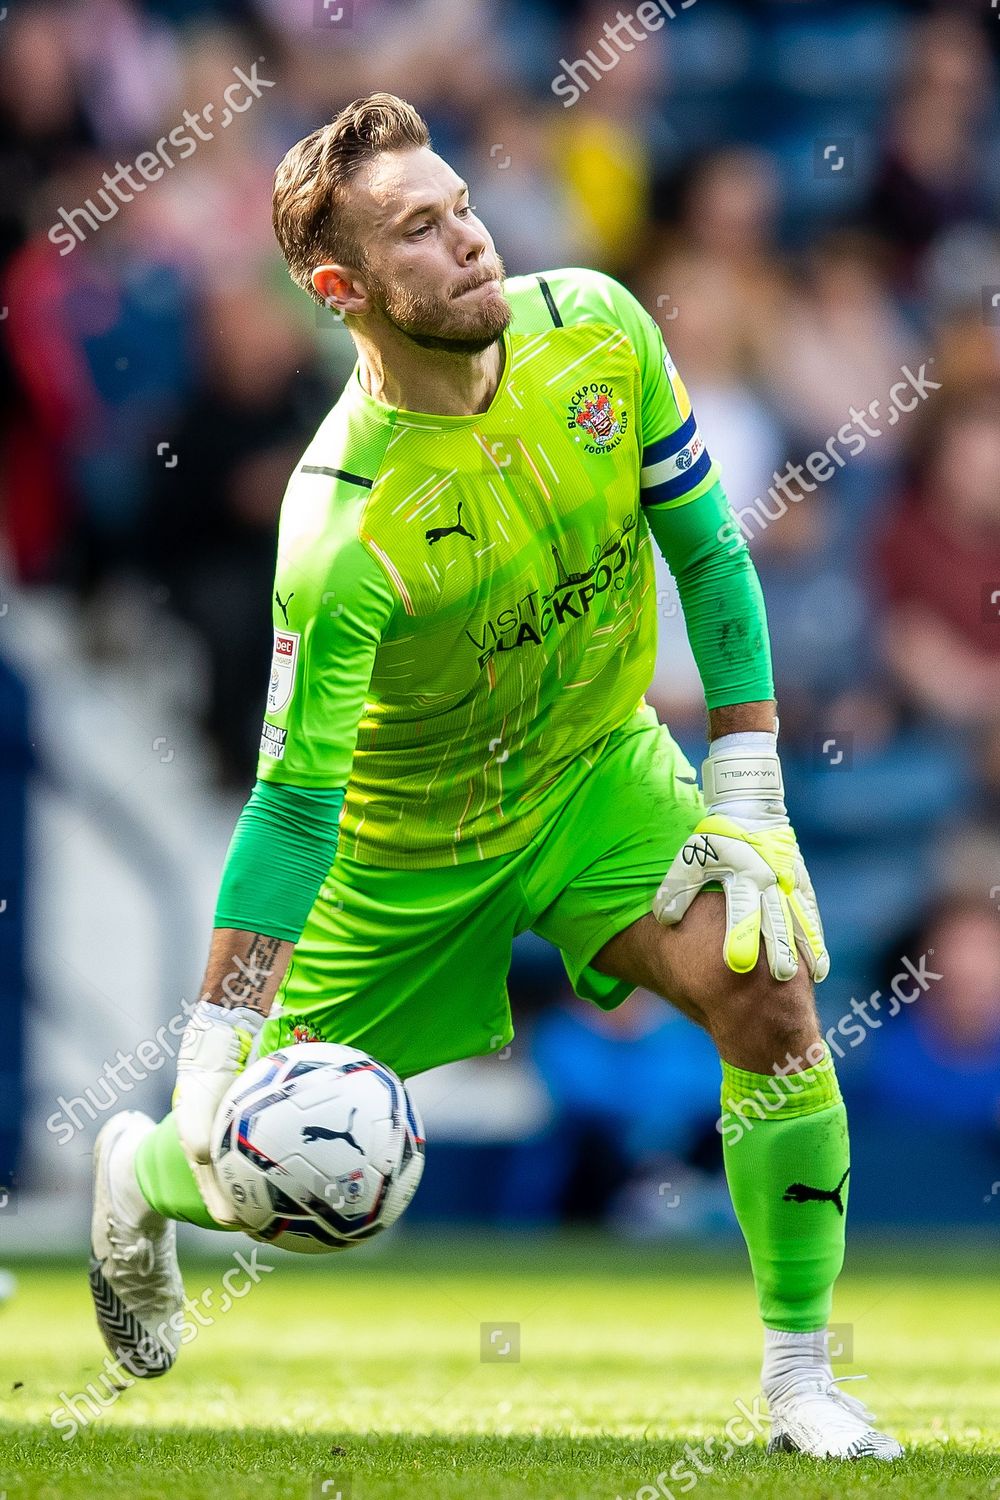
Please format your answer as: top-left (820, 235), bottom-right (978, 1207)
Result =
top-left (267, 628), bottom-right (300, 713)
top-left (259, 722), bottom-right (287, 760)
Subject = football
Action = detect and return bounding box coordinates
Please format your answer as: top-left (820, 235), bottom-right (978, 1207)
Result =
top-left (209, 1042), bottom-right (425, 1254)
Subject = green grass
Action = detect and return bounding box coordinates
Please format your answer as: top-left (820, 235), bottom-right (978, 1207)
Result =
top-left (1, 1233), bottom-right (998, 1499)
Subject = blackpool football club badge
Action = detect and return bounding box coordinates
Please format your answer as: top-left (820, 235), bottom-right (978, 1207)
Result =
top-left (566, 381), bottom-right (627, 454)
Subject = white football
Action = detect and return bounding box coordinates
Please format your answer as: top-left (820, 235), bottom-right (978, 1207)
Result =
top-left (210, 1042), bottom-right (425, 1254)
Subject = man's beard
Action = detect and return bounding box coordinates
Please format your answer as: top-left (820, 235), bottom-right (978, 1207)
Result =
top-left (363, 258), bottom-right (512, 353)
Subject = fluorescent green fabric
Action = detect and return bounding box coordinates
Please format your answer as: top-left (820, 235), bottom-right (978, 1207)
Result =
top-left (268, 704), bottom-right (705, 1078)
top-left (134, 711), bottom-right (710, 1228)
top-left (134, 1113), bottom-right (234, 1232)
top-left (721, 1046), bottom-right (840, 1123)
top-left (254, 266), bottom-right (767, 868)
top-left (720, 1049), bottom-right (849, 1331)
top-left (213, 782), bottom-right (344, 941)
top-left (643, 479), bottom-right (774, 709)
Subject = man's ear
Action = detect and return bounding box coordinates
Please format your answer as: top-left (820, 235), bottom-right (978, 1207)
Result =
top-left (312, 264), bottom-right (367, 317)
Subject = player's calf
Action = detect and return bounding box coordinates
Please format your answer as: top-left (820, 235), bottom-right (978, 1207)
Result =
top-left (594, 898), bottom-right (901, 1462)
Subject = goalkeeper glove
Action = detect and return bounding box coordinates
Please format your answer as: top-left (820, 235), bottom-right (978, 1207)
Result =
top-left (653, 731), bottom-right (829, 984)
top-left (173, 999), bottom-right (264, 1225)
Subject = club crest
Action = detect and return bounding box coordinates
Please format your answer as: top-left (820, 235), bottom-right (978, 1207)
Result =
top-left (566, 381), bottom-right (628, 454)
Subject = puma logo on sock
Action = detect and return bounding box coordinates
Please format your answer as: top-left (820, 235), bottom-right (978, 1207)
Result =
top-left (783, 1167), bottom-right (850, 1216)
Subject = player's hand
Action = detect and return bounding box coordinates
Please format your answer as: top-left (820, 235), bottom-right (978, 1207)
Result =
top-left (653, 736), bottom-right (829, 983)
top-left (174, 1000), bottom-right (264, 1224)
top-left (174, 1000), bottom-right (263, 1163)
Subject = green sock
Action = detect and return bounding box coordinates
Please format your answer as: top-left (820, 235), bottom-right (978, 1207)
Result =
top-left (134, 1113), bottom-right (237, 1232)
top-left (720, 1046), bottom-right (849, 1332)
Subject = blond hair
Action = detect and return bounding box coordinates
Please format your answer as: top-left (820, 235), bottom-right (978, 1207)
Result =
top-left (272, 92), bottom-right (430, 304)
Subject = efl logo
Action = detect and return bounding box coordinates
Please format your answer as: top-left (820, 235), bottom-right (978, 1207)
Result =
top-left (268, 629), bottom-right (300, 713)
top-left (676, 434), bottom-right (704, 472)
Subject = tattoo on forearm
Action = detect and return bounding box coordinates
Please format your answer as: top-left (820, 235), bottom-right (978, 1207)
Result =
top-left (218, 934), bottom-right (283, 1013)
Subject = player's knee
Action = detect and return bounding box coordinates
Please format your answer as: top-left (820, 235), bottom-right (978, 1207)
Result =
top-left (747, 964), bottom-right (815, 1053)
top-left (696, 955), bottom-right (816, 1062)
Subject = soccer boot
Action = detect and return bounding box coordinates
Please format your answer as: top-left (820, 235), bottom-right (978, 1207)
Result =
top-left (766, 1371), bottom-right (903, 1460)
top-left (90, 1110), bottom-right (184, 1378)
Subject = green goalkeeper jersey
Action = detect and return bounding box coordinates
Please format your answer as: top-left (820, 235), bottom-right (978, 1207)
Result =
top-left (258, 266), bottom-right (725, 869)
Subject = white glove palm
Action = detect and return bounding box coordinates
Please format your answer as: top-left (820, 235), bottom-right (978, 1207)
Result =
top-left (653, 735), bottom-right (829, 984)
top-left (173, 999), bottom-right (263, 1224)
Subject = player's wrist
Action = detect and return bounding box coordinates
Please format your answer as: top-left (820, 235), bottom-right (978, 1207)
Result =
top-left (708, 729), bottom-right (778, 755)
top-left (189, 997), bottom-right (266, 1033)
top-left (703, 733), bottom-right (782, 806)
top-left (701, 728), bottom-right (787, 833)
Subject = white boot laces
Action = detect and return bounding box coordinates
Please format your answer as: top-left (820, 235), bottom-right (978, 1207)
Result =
top-left (827, 1374), bottom-right (877, 1426)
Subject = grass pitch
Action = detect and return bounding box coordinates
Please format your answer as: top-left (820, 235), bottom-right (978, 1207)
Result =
top-left (1, 1233), bottom-right (998, 1499)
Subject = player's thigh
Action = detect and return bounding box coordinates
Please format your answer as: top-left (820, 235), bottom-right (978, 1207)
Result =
top-left (593, 895), bottom-right (820, 1068)
top-left (524, 706), bottom-right (705, 1014)
top-left (261, 851), bottom-right (523, 1081)
top-left (591, 892), bottom-right (731, 1019)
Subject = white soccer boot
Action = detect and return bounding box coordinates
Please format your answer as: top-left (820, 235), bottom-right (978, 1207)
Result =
top-left (89, 1110), bottom-right (184, 1378)
top-left (765, 1347), bottom-right (903, 1460)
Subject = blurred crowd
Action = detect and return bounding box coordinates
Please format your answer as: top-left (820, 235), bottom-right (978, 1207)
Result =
top-left (2, 0), bottom-right (1000, 1225)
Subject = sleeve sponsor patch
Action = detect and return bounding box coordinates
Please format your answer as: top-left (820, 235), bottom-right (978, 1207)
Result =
top-left (662, 349), bottom-right (692, 419)
top-left (259, 723), bottom-right (287, 760)
top-left (267, 629), bottom-right (300, 714)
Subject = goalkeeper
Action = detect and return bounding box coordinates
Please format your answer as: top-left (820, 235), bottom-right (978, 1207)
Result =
top-left (88, 92), bottom-right (900, 1462)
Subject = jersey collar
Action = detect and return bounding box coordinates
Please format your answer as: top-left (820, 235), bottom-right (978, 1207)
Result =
top-left (347, 327), bottom-right (512, 430)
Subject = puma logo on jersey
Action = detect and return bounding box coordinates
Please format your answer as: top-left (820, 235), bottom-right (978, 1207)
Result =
top-left (275, 589), bottom-right (294, 625)
top-left (425, 501), bottom-right (476, 544)
top-left (783, 1168), bottom-right (850, 1216)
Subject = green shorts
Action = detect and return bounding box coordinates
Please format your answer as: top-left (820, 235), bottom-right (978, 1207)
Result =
top-left (261, 705), bottom-right (705, 1080)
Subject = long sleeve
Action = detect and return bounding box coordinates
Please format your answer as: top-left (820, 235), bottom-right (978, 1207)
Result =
top-left (600, 273), bottom-right (774, 708)
top-left (643, 478), bottom-right (774, 708)
top-left (213, 781), bottom-right (345, 941)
